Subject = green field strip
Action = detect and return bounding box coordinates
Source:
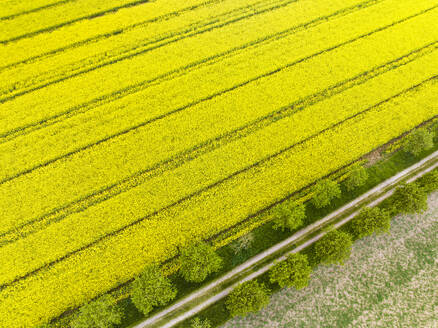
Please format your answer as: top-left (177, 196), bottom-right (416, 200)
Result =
top-left (0, 0), bottom-right (155, 44)
top-left (0, 0), bottom-right (300, 100)
top-left (1, 80), bottom-right (436, 328)
top-left (0, 0), bottom-right (413, 136)
top-left (1, 53), bottom-right (436, 289)
top-left (1, 39), bottom-right (436, 247)
top-left (0, 0), bottom-right (402, 180)
top-left (0, 0), bottom-right (228, 70)
top-left (0, 9), bottom-right (436, 235)
top-left (0, 0), bottom-right (72, 21)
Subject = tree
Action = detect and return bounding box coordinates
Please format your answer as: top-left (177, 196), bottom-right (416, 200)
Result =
top-left (70, 295), bottom-right (122, 328)
top-left (272, 202), bottom-right (306, 232)
top-left (179, 242), bottom-right (223, 283)
top-left (190, 317), bottom-right (211, 328)
top-left (350, 207), bottom-right (391, 239)
top-left (311, 179), bottom-right (342, 208)
top-left (344, 165), bottom-right (368, 191)
top-left (403, 128), bottom-right (434, 157)
top-left (391, 183), bottom-right (428, 215)
top-left (269, 253), bottom-right (311, 289)
top-left (226, 280), bottom-right (270, 317)
top-left (313, 229), bottom-right (352, 265)
top-left (131, 264), bottom-right (177, 316)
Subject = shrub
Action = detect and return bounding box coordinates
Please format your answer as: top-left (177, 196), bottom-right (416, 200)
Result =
top-left (226, 280), bottom-right (270, 317)
top-left (190, 317), bottom-right (211, 328)
top-left (391, 183), bottom-right (428, 215)
top-left (311, 179), bottom-right (342, 208)
top-left (230, 232), bottom-right (254, 255)
top-left (313, 229), bottom-right (353, 265)
top-left (350, 207), bottom-right (391, 239)
top-left (269, 253), bottom-right (311, 289)
top-left (417, 170), bottom-right (438, 193)
top-left (179, 242), bottom-right (223, 283)
top-left (403, 128), bottom-right (434, 157)
top-left (70, 295), bottom-right (122, 328)
top-left (428, 121), bottom-right (438, 142)
top-left (344, 164), bottom-right (368, 191)
top-left (272, 202), bottom-right (306, 232)
top-left (131, 264), bottom-right (177, 316)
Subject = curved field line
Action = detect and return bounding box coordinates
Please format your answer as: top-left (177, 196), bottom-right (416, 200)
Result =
top-left (0, 0), bottom-right (228, 72)
top-left (0, 8), bottom-right (434, 188)
top-left (0, 0), bottom-right (298, 100)
top-left (0, 0), bottom-right (73, 21)
top-left (0, 0), bottom-right (301, 103)
top-left (0, 0), bottom-right (384, 140)
top-left (0, 0), bottom-right (153, 45)
top-left (0, 42), bottom-right (435, 247)
top-left (1, 76), bottom-right (435, 289)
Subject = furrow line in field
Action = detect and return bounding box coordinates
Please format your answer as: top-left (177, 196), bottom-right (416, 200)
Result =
top-left (0, 7), bottom-right (434, 187)
top-left (0, 0), bottom-right (73, 21)
top-left (0, 41), bottom-right (435, 246)
top-left (0, 0), bottom-right (156, 44)
top-left (0, 0), bottom-right (229, 71)
top-left (0, 0), bottom-right (385, 138)
top-left (0, 0), bottom-right (299, 100)
top-left (1, 75), bottom-right (435, 289)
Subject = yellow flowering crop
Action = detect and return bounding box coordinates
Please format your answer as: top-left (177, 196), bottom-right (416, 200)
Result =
top-left (0, 0), bottom-right (437, 326)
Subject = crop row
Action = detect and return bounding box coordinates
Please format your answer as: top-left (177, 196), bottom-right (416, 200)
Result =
top-left (0, 0), bottom-right (407, 183)
top-left (1, 11), bottom-right (435, 236)
top-left (0, 0), bottom-right (286, 99)
top-left (0, 0), bottom-right (414, 137)
top-left (0, 78), bottom-right (436, 327)
top-left (0, 0), bottom-right (70, 20)
top-left (2, 47), bottom-right (436, 286)
top-left (1, 0), bottom-right (434, 189)
top-left (0, 0), bottom-right (154, 44)
top-left (0, 0), bottom-right (385, 148)
top-left (0, 0), bottom-right (224, 69)
top-left (1, 38), bottom-right (435, 248)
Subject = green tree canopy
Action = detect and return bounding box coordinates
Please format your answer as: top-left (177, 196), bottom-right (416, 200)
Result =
top-left (350, 207), bottom-right (391, 239)
top-left (391, 183), bottom-right (428, 215)
top-left (311, 179), bottom-right (342, 208)
top-left (190, 317), bottom-right (212, 328)
top-left (226, 280), bottom-right (270, 317)
top-left (179, 242), bottom-right (223, 283)
top-left (131, 264), bottom-right (177, 316)
top-left (269, 253), bottom-right (311, 289)
top-left (403, 128), bottom-right (434, 157)
top-left (272, 202), bottom-right (306, 232)
top-left (417, 170), bottom-right (438, 193)
top-left (344, 164), bottom-right (369, 191)
top-left (70, 295), bottom-right (122, 328)
top-left (313, 229), bottom-right (353, 265)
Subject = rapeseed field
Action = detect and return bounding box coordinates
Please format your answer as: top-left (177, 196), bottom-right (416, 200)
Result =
top-left (0, 0), bottom-right (437, 326)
